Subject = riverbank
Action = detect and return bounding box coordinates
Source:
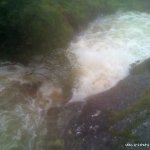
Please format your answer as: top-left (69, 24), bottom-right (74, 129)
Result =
top-left (47, 58), bottom-right (150, 150)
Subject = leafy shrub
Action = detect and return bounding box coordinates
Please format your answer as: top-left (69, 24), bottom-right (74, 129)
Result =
top-left (0, 0), bottom-right (150, 63)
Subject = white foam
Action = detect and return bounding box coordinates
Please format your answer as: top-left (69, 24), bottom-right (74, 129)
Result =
top-left (69, 12), bottom-right (150, 101)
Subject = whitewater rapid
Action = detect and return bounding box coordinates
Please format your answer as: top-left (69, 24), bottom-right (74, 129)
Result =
top-left (1, 11), bottom-right (150, 149)
top-left (69, 12), bottom-right (150, 101)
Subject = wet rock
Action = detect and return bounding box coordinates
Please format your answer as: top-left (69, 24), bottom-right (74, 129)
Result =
top-left (61, 58), bottom-right (150, 150)
top-left (132, 118), bottom-right (150, 143)
top-left (46, 58), bottom-right (150, 150)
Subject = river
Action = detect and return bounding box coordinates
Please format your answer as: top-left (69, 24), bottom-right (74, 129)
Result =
top-left (0, 11), bottom-right (150, 149)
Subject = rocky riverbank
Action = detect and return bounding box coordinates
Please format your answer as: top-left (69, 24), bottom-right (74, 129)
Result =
top-left (46, 58), bottom-right (150, 150)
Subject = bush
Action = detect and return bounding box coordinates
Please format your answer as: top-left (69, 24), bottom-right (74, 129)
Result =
top-left (0, 0), bottom-right (150, 63)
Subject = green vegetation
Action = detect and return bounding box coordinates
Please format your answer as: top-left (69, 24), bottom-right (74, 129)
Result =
top-left (0, 0), bottom-right (150, 63)
top-left (110, 91), bottom-right (150, 122)
top-left (108, 90), bottom-right (150, 145)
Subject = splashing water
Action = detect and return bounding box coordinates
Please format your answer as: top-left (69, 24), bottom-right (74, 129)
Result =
top-left (0, 62), bottom-right (66, 149)
top-left (0, 64), bottom-right (48, 150)
top-left (1, 11), bottom-right (150, 149)
top-left (69, 12), bottom-right (150, 101)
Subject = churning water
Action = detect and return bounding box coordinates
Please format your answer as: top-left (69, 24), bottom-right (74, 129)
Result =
top-left (69, 11), bottom-right (150, 101)
top-left (0, 11), bottom-right (150, 149)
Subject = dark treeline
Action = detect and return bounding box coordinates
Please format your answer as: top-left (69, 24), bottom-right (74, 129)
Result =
top-left (0, 0), bottom-right (149, 63)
